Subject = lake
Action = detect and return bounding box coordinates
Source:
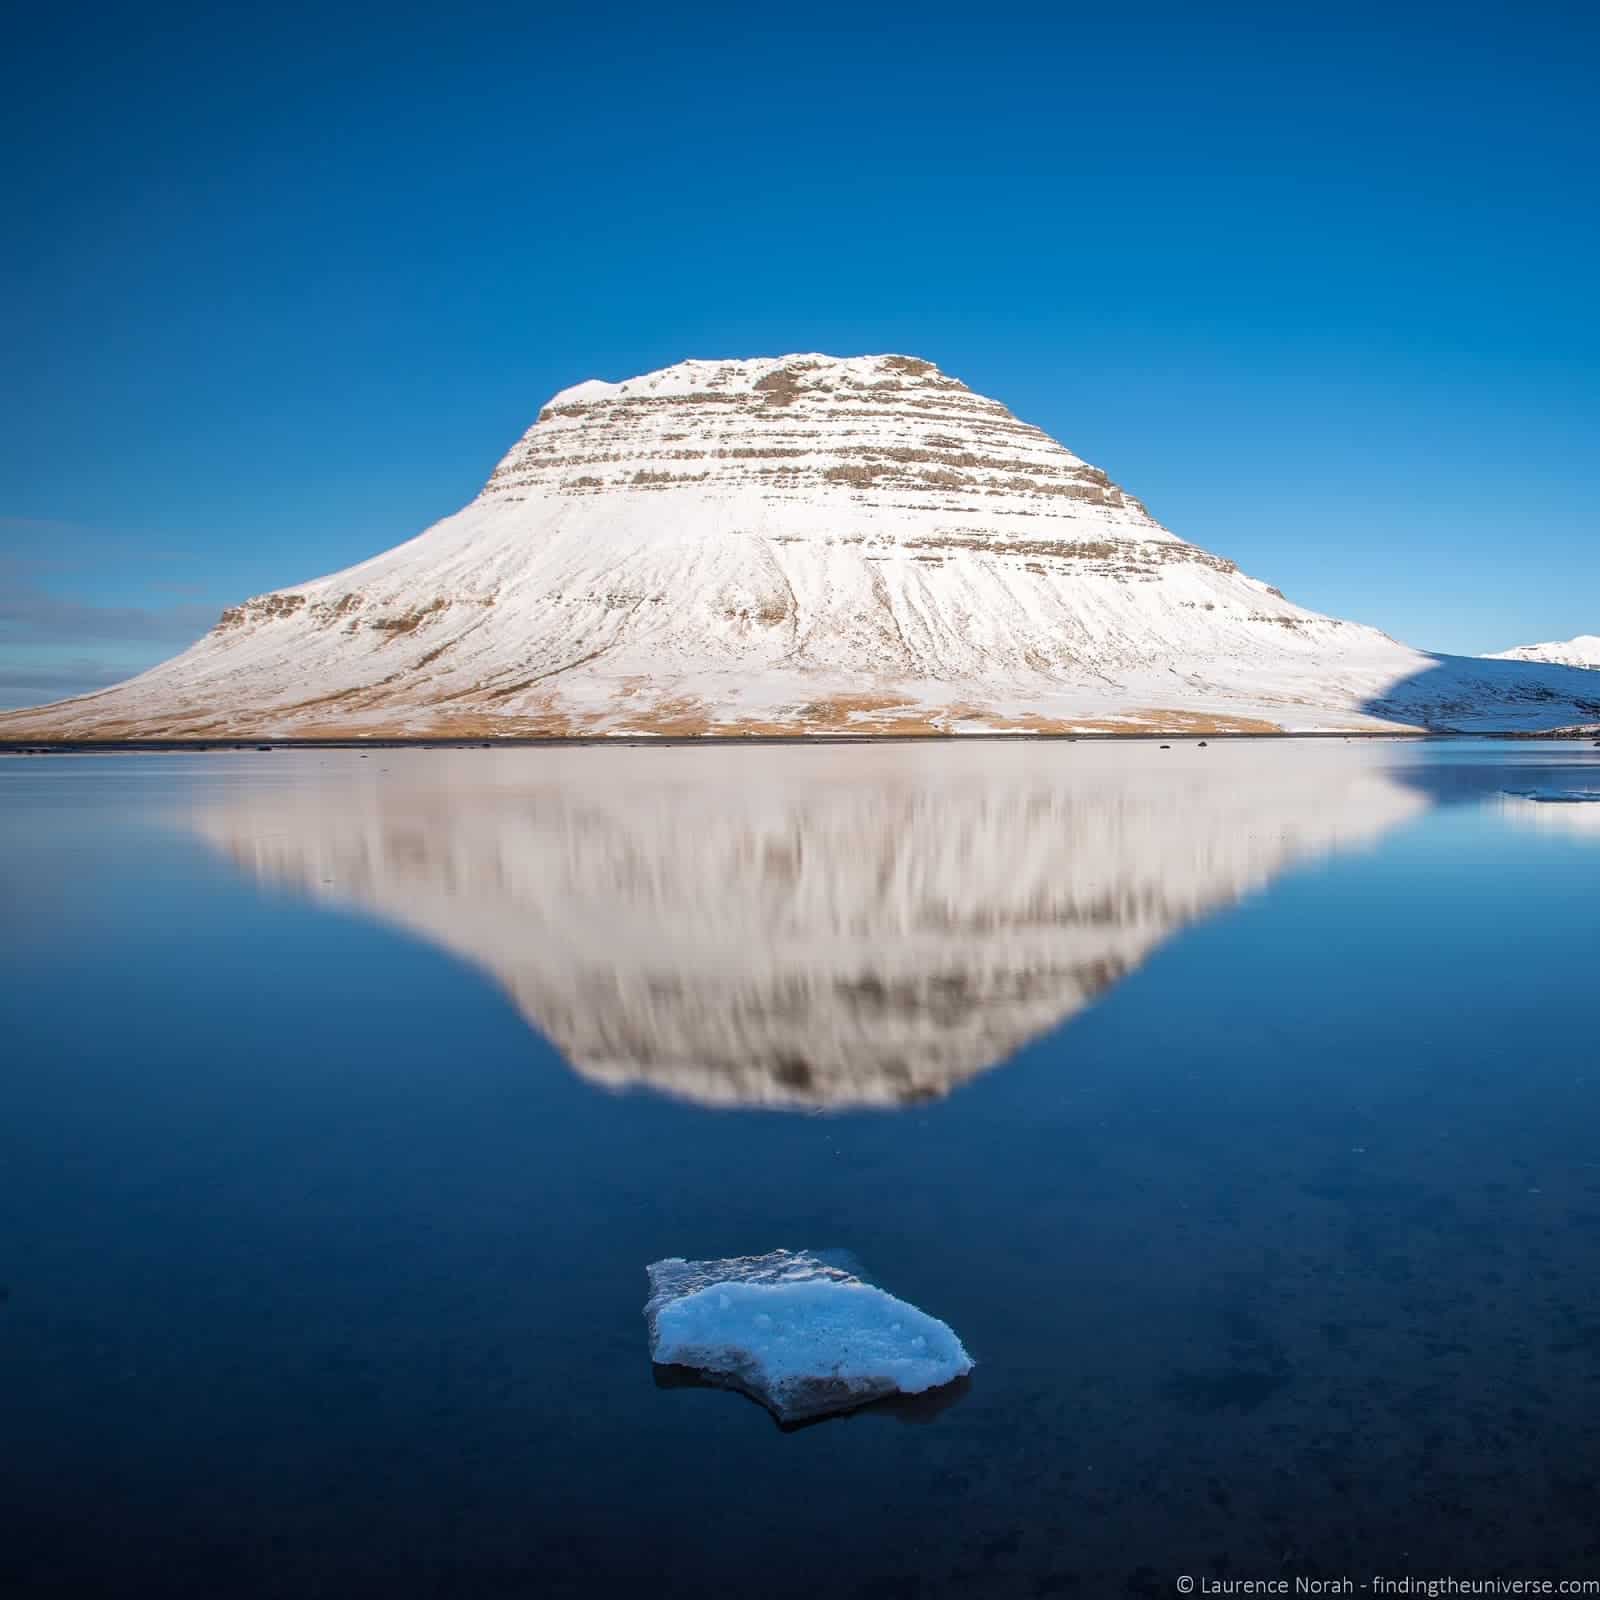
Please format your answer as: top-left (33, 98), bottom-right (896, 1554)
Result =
top-left (3, 739), bottom-right (1598, 1596)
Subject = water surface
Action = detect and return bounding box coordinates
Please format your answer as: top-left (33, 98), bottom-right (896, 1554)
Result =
top-left (3, 740), bottom-right (1598, 1595)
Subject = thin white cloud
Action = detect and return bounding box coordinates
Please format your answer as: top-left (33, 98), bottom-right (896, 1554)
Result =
top-left (0, 660), bottom-right (136, 710)
top-left (0, 583), bottom-right (216, 645)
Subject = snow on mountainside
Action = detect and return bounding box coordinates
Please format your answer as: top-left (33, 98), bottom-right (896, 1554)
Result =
top-left (1485, 635), bottom-right (1600, 671)
top-left (4, 352), bottom-right (1598, 737)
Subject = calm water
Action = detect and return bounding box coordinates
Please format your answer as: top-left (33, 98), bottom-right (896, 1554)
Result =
top-left (3, 739), bottom-right (1598, 1596)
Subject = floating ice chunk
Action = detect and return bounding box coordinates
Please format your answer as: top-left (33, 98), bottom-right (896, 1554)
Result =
top-left (644, 1249), bottom-right (973, 1423)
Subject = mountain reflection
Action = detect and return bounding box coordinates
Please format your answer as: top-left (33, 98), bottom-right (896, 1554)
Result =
top-left (1496, 790), bottom-right (1600, 834)
top-left (191, 743), bottom-right (1426, 1109)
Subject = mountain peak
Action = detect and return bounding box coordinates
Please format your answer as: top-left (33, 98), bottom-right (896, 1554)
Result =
top-left (540, 353), bottom-right (963, 414)
top-left (4, 356), bottom-right (1600, 739)
top-left (1485, 634), bottom-right (1600, 669)
top-left (484, 348), bottom-right (1086, 511)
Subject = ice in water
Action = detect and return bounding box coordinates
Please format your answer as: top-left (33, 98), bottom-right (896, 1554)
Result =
top-left (644, 1250), bottom-right (973, 1423)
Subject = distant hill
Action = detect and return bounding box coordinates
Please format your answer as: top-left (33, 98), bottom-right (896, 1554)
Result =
top-left (1485, 635), bottom-right (1600, 671)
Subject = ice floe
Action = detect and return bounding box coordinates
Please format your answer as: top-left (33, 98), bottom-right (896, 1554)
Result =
top-left (644, 1250), bottom-right (973, 1423)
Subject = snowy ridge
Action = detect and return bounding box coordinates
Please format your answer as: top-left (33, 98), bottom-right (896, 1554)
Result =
top-left (1485, 635), bottom-right (1600, 671)
top-left (190, 743), bottom-right (1428, 1108)
top-left (5, 352), bottom-right (1599, 736)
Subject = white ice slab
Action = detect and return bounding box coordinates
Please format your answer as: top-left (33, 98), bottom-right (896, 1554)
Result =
top-left (645, 1250), bottom-right (973, 1423)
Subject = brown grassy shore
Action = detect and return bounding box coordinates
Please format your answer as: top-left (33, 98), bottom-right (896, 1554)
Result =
top-left (2, 730), bottom-right (1462, 754)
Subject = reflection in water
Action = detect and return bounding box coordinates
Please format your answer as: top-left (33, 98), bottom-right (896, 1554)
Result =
top-left (190, 744), bottom-right (1427, 1109)
top-left (651, 1363), bottom-right (974, 1433)
top-left (1497, 789), bottom-right (1600, 834)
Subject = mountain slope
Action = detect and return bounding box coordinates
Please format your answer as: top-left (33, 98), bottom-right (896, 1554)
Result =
top-left (1486, 635), bottom-right (1600, 671)
top-left (5, 353), bottom-right (1598, 737)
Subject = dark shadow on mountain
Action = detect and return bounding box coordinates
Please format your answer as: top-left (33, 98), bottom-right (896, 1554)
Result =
top-left (1358, 651), bottom-right (1600, 736)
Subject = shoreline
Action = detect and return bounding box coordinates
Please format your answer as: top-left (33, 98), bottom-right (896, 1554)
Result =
top-left (4, 729), bottom-right (1595, 754)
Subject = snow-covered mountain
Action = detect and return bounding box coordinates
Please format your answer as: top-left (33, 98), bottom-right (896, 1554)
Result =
top-left (5, 353), bottom-right (1599, 737)
top-left (1485, 635), bottom-right (1600, 671)
top-left (192, 742), bottom-right (1428, 1109)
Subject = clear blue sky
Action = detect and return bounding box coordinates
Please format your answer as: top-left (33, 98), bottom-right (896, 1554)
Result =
top-left (3, 0), bottom-right (1596, 705)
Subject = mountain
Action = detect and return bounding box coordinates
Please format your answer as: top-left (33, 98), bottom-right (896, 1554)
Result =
top-left (5, 353), bottom-right (1599, 737)
top-left (1485, 635), bottom-right (1600, 671)
top-left (193, 742), bottom-right (1429, 1109)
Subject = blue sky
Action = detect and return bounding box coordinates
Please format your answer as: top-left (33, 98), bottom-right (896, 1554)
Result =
top-left (3, 0), bottom-right (1596, 705)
